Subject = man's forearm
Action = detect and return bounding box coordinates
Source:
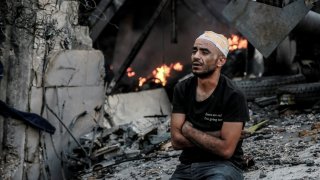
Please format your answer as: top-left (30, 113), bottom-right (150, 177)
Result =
top-left (171, 129), bottom-right (219, 149)
top-left (184, 126), bottom-right (222, 153)
top-left (206, 131), bottom-right (221, 138)
top-left (171, 131), bottom-right (194, 150)
top-left (181, 121), bottom-right (230, 158)
top-left (170, 113), bottom-right (195, 150)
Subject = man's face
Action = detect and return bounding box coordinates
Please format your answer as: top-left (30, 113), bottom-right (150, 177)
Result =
top-left (191, 38), bottom-right (221, 78)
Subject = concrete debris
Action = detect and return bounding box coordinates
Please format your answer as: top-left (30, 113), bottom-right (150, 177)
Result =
top-left (104, 88), bottom-right (171, 127)
top-left (91, 144), bottom-right (121, 159)
top-left (130, 118), bottom-right (159, 138)
top-left (298, 122), bottom-right (320, 138)
top-left (68, 112), bottom-right (172, 179)
top-left (68, 88), bottom-right (320, 179)
top-left (90, 101), bottom-right (320, 180)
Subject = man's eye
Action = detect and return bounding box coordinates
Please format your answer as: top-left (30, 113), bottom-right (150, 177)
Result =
top-left (202, 51), bottom-right (209, 55)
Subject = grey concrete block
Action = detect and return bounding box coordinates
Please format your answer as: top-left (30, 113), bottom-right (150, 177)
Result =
top-left (131, 117), bottom-right (158, 137)
top-left (105, 88), bottom-right (171, 127)
top-left (44, 50), bottom-right (105, 87)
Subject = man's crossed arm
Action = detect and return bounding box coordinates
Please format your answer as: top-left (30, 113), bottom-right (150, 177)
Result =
top-left (170, 113), bottom-right (243, 159)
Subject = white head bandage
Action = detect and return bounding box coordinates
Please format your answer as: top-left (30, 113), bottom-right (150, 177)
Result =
top-left (197, 31), bottom-right (229, 57)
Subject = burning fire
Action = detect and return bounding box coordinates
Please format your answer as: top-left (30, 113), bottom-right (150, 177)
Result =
top-left (126, 67), bottom-right (136, 77)
top-left (173, 62), bottom-right (183, 71)
top-left (228, 34), bottom-right (248, 51)
top-left (127, 62), bottom-right (183, 87)
top-left (138, 77), bottom-right (147, 87)
top-left (152, 64), bottom-right (171, 86)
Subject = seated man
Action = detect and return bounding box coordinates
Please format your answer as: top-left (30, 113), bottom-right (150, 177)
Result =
top-left (170, 31), bottom-right (250, 180)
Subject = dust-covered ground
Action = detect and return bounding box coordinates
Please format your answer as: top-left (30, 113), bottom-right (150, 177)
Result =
top-left (86, 103), bottom-right (320, 180)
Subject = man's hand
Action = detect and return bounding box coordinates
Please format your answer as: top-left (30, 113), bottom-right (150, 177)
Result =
top-left (181, 120), bottom-right (193, 135)
top-left (170, 113), bottom-right (195, 149)
top-left (241, 129), bottom-right (252, 140)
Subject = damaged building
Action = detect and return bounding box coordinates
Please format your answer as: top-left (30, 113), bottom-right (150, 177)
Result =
top-left (0, 0), bottom-right (320, 179)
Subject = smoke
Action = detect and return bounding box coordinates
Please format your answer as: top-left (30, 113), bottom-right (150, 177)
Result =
top-left (111, 0), bottom-right (233, 80)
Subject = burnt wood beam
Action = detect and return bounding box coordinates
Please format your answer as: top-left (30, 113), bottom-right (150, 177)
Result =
top-left (90, 0), bottom-right (126, 42)
top-left (171, 0), bottom-right (177, 43)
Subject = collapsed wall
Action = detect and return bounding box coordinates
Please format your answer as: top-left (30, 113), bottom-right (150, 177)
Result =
top-left (0, 0), bottom-right (106, 179)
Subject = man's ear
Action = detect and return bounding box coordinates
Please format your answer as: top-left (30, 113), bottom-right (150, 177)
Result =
top-left (217, 56), bottom-right (226, 67)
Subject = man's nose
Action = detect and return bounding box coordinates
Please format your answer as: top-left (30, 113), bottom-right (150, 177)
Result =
top-left (192, 51), bottom-right (201, 59)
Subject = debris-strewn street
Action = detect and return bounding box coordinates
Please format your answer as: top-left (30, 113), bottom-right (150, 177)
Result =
top-left (1, 0), bottom-right (320, 179)
top-left (80, 102), bottom-right (320, 180)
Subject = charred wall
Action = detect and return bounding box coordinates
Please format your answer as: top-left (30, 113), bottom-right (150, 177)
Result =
top-left (0, 0), bottom-right (105, 179)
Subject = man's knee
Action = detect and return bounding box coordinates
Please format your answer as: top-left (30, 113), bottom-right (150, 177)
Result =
top-left (201, 162), bottom-right (243, 180)
top-left (170, 164), bottom-right (192, 180)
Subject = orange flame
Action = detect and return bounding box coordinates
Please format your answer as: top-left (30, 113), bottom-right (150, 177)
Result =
top-left (152, 64), bottom-right (171, 86)
top-left (228, 34), bottom-right (248, 51)
top-left (138, 62), bottom-right (183, 87)
top-left (138, 77), bottom-right (146, 86)
top-left (173, 62), bottom-right (183, 71)
top-left (127, 67), bottom-right (136, 77)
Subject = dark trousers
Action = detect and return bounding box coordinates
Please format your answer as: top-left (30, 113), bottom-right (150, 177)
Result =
top-left (170, 161), bottom-right (243, 180)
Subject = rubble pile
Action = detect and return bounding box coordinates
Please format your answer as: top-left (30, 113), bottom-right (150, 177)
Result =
top-left (90, 102), bottom-right (320, 180)
top-left (68, 116), bottom-right (172, 179)
top-left (243, 103), bottom-right (320, 179)
top-left (65, 87), bottom-right (320, 179)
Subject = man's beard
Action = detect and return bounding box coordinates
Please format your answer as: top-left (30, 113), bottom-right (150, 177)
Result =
top-left (192, 69), bottom-right (214, 79)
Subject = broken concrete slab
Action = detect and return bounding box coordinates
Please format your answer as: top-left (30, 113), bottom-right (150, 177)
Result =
top-left (30, 85), bottom-right (105, 180)
top-left (130, 117), bottom-right (159, 138)
top-left (69, 93), bottom-right (172, 177)
top-left (222, 0), bottom-right (311, 57)
top-left (30, 86), bottom-right (106, 135)
top-left (148, 132), bottom-right (171, 145)
top-left (105, 88), bottom-right (171, 127)
top-left (44, 50), bottom-right (104, 87)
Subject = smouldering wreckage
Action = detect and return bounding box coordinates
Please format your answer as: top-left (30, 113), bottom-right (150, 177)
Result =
top-left (65, 78), bottom-right (320, 179)
top-left (1, 1), bottom-right (320, 179)
top-left (66, 88), bottom-right (174, 179)
top-left (69, 117), bottom-right (172, 179)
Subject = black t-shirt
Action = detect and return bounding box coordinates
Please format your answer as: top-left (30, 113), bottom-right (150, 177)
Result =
top-left (172, 74), bottom-right (250, 168)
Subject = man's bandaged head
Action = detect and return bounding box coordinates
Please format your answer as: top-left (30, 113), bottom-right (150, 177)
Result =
top-left (197, 31), bottom-right (229, 57)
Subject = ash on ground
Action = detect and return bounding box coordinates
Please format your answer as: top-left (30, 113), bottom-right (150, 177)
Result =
top-left (73, 103), bottom-right (320, 180)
